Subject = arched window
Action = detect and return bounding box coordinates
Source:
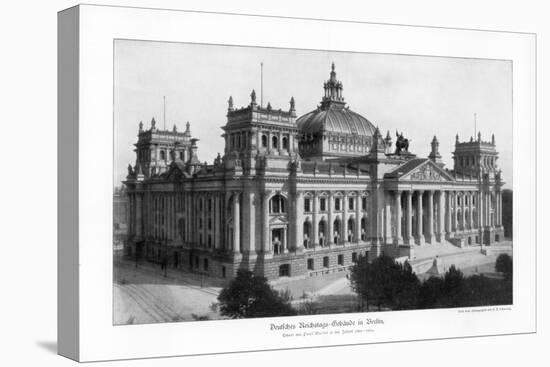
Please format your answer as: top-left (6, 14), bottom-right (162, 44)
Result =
top-left (272, 136), bottom-right (278, 149)
top-left (347, 218), bottom-right (355, 242)
top-left (160, 150), bottom-right (166, 161)
top-left (270, 194), bottom-right (286, 214)
top-left (318, 220), bottom-right (326, 246)
top-left (333, 219), bottom-right (341, 244)
top-left (261, 135), bottom-right (268, 148)
top-left (361, 217), bottom-right (368, 241)
top-left (303, 221), bottom-right (311, 248)
top-left (334, 197), bottom-right (341, 211)
top-left (282, 136), bottom-right (289, 150)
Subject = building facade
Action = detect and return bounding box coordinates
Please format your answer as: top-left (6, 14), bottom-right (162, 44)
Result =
top-left (123, 65), bottom-right (505, 280)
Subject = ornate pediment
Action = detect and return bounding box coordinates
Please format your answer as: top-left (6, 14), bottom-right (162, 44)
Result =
top-left (165, 163), bottom-right (189, 181)
top-left (402, 161), bottom-right (452, 182)
top-left (269, 215), bottom-right (288, 225)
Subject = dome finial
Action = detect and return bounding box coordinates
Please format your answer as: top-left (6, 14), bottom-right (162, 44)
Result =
top-left (331, 62), bottom-right (335, 72)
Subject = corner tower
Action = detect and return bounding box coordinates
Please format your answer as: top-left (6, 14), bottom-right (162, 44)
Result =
top-left (453, 132), bottom-right (500, 179)
top-left (133, 118), bottom-right (194, 177)
top-left (222, 90), bottom-right (300, 175)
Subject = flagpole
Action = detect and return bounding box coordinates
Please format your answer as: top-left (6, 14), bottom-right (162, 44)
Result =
top-left (163, 96), bottom-right (166, 130)
top-left (474, 112), bottom-right (477, 138)
top-left (260, 62), bottom-right (264, 108)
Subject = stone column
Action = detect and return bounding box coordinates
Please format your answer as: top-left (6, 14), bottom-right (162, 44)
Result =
top-left (469, 192), bottom-right (474, 230)
top-left (384, 191), bottom-right (392, 243)
top-left (135, 193), bottom-right (142, 238)
top-left (312, 192), bottom-right (319, 246)
top-left (342, 192), bottom-right (348, 243)
top-left (214, 194), bottom-right (220, 249)
top-left (355, 195), bottom-right (361, 242)
top-left (405, 191), bottom-right (413, 244)
top-left (328, 193), bottom-right (334, 245)
top-left (438, 191), bottom-right (445, 241)
top-left (395, 191), bottom-right (402, 243)
top-left (416, 191), bottom-right (425, 244)
top-left (497, 191), bottom-right (502, 227)
top-left (242, 191), bottom-right (255, 253)
top-left (426, 190), bottom-right (434, 243)
top-left (187, 193), bottom-right (192, 243)
top-left (262, 191), bottom-right (270, 253)
top-left (232, 193), bottom-right (240, 253)
top-left (295, 191), bottom-right (304, 251)
top-left (278, 132), bottom-right (283, 154)
top-left (167, 194), bottom-right (172, 240)
top-left (461, 192), bottom-right (466, 231)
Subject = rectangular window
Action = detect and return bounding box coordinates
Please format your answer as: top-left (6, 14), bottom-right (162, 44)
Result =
top-left (349, 197), bottom-right (354, 210)
top-left (362, 197), bottom-right (367, 210)
top-left (335, 198), bottom-right (341, 211)
top-left (338, 254), bottom-right (344, 265)
top-left (352, 252), bottom-right (357, 262)
top-left (203, 258), bottom-right (209, 271)
top-left (323, 256), bottom-right (329, 268)
top-left (307, 258), bottom-right (314, 270)
top-left (320, 198), bottom-right (327, 211)
top-left (304, 198), bottom-right (311, 212)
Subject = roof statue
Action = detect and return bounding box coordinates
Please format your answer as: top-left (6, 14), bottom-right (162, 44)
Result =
top-left (395, 130), bottom-right (410, 154)
top-left (228, 96), bottom-right (234, 111)
top-left (250, 89), bottom-right (257, 104)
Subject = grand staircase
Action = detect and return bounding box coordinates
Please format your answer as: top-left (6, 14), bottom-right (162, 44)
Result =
top-left (402, 239), bottom-right (499, 276)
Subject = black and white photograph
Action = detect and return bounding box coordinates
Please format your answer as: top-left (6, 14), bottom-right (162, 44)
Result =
top-left (113, 40), bottom-right (514, 325)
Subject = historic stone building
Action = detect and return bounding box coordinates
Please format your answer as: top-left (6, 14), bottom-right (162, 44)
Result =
top-left (123, 64), bottom-right (505, 280)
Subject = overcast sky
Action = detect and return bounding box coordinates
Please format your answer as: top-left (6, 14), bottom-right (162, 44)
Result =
top-left (114, 40), bottom-right (512, 188)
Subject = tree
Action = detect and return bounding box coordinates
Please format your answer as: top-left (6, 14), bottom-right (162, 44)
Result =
top-left (217, 269), bottom-right (296, 318)
top-left (441, 265), bottom-right (466, 307)
top-left (418, 276), bottom-right (445, 308)
top-left (495, 253), bottom-right (513, 281)
top-left (349, 254), bottom-right (420, 311)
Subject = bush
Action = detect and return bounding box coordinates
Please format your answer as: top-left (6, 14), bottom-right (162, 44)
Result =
top-left (495, 253), bottom-right (513, 280)
top-left (217, 269), bottom-right (296, 318)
